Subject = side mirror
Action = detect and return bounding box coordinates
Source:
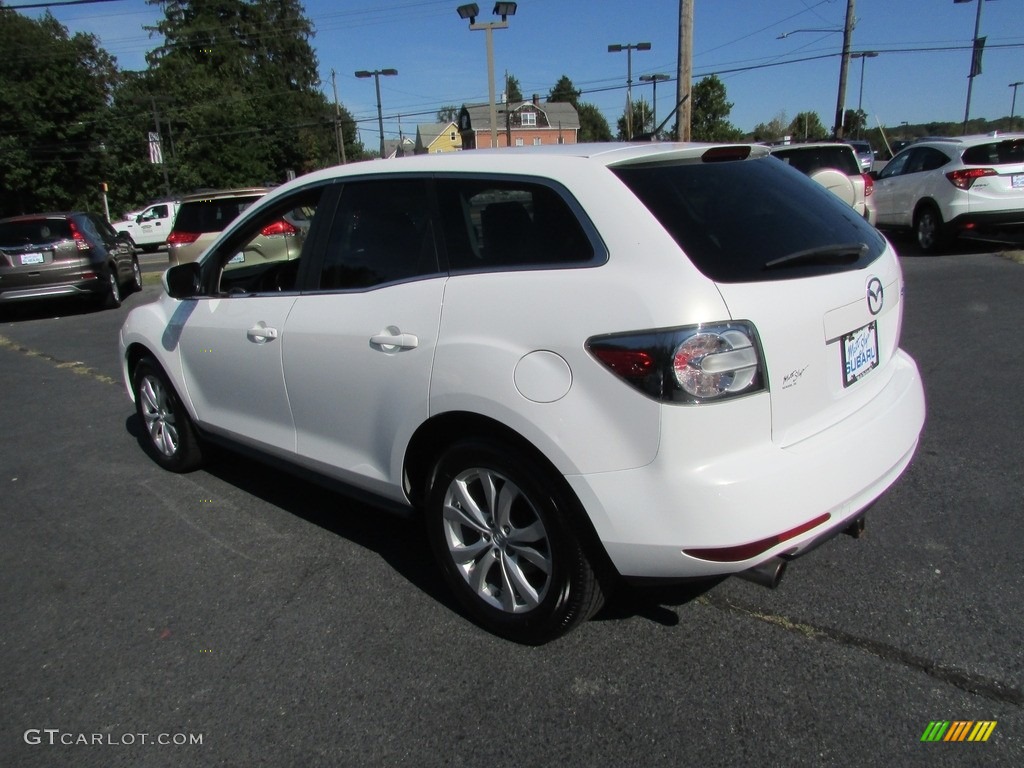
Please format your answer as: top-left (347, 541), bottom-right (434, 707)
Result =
top-left (163, 262), bottom-right (202, 299)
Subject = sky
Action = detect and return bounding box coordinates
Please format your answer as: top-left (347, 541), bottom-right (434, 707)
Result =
top-left (19, 0), bottom-right (1024, 147)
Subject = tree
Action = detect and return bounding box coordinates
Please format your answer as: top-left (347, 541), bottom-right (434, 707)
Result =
top-left (0, 9), bottom-right (118, 216)
top-left (131, 0), bottom-right (344, 197)
top-left (548, 75), bottom-right (580, 106)
top-left (546, 75), bottom-right (611, 142)
top-left (787, 112), bottom-right (828, 142)
top-left (436, 105), bottom-right (460, 123)
top-left (616, 98), bottom-right (654, 140)
top-left (689, 75), bottom-right (743, 142)
top-left (751, 112), bottom-right (789, 143)
top-left (837, 108), bottom-right (868, 138)
top-left (577, 103), bottom-right (612, 143)
top-left (505, 73), bottom-right (523, 103)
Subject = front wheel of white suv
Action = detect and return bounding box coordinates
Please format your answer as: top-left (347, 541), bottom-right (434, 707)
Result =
top-left (425, 440), bottom-right (604, 644)
top-left (914, 204), bottom-right (950, 254)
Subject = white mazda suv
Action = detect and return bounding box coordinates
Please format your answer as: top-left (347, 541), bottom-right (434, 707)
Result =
top-left (120, 143), bottom-right (925, 643)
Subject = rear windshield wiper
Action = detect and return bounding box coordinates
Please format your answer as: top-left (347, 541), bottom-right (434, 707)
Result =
top-left (764, 242), bottom-right (867, 270)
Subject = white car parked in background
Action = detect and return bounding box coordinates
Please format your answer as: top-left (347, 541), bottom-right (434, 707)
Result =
top-left (870, 133), bottom-right (1024, 253)
top-left (120, 143), bottom-right (925, 643)
top-left (113, 200), bottom-right (180, 252)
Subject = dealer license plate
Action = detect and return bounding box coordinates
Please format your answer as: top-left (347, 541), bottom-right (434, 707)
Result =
top-left (20, 252), bottom-right (45, 265)
top-left (841, 322), bottom-right (878, 387)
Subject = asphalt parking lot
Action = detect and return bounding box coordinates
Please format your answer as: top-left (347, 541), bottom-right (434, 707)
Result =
top-left (1, 240), bottom-right (1022, 767)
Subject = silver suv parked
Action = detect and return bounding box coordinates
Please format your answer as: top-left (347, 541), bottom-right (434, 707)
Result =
top-left (769, 142), bottom-right (876, 224)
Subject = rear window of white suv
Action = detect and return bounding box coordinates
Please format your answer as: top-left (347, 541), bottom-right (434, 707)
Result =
top-left (961, 138), bottom-right (1024, 165)
top-left (612, 155), bottom-right (886, 282)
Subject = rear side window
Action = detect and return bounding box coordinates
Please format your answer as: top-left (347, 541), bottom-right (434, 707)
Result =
top-left (0, 218), bottom-right (73, 245)
top-left (772, 146), bottom-right (860, 176)
top-left (961, 139), bottom-right (1024, 166)
top-left (435, 177), bottom-right (596, 270)
top-left (174, 195), bottom-right (263, 234)
top-left (612, 156), bottom-right (886, 283)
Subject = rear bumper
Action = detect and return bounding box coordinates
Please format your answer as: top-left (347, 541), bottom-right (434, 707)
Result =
top-left (566, 349), bottom-right (925, 579)
top-left (948, 209), bottom-right (1024, 233)
top-left (0, 271), bottom-right (107, 303)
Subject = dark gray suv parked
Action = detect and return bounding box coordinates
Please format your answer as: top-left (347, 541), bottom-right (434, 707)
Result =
top-left (0, 211), bottom-right (141, 308)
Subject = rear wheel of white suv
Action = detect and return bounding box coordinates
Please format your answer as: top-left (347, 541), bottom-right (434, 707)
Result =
top-left (914, 203), bottom-right (950, 254)
top-left (426, 440), bottom-right (604, 644)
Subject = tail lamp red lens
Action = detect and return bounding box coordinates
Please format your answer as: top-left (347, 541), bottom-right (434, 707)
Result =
top-left (260, 219), bottom-right (297, 237)
top-left (946, 168), bottom-right (997, 190)
top-left (587, 322), bottom-right (765, 404)
top-left (68, 220), bottom-right (89, 251)
top-left (167, 231), bottom-right (200, 246)
top-left (862, 173), bottom-right (874, 197)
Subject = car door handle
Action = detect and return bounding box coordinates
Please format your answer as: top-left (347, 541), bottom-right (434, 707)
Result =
top-left (370, 331), bottom-right (418, 351)
top-left (246, 324), bottom-right (279, 343)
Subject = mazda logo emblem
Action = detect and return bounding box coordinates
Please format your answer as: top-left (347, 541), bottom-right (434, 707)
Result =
top-left (866, 277), bottom-right (884, 315)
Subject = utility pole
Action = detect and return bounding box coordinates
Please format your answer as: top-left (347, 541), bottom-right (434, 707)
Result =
top-left (676, 0), bottom-right (693, 140)
top-left (331, 69), bottom-right (347, 165)
top-left (832, 0), bottom-right (856, 139)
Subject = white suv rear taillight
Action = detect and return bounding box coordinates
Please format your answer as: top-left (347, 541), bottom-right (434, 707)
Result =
top-left (587, 322), bottom-right (766, 404)
top-left (946, 168), bottom-right (997, 190)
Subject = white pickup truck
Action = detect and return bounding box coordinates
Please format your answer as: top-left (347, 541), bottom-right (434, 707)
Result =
top-left (113, 201), bottom-right (179, 252)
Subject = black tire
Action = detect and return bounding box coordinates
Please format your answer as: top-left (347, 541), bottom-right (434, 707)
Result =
top-left (132, 357), bottom-right (203, 472)
top-left (102, 265), bottom-right (122, 309)
top-left (914, 204), bottom-right (950, 254)
top-left (129, 256), bottom-right (143, 293)
top-left (425, 440), bottom-right (604, 644)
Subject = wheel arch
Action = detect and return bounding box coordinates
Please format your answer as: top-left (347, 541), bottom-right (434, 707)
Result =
top-left (404, 411), bottom-right (620, 581)
top-left (912, 197), bottom-right (943, 221)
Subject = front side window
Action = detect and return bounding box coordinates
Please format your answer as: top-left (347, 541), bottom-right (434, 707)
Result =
top-left (878, 151), bottom-right (912, 179)
top-left (435, 177), bottom-right (597, 271)
top-left (208, 187), bottom-right (324, 295)
top-left (316, 179), bottom-right (438, 290)
top-left (142, 205), bottom-right (168, 221)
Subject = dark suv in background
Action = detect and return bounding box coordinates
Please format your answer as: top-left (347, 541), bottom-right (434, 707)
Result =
top-left (0, 211), bottom-right (141, 309)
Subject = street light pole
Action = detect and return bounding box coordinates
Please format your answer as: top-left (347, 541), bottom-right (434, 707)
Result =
top-left (457, 3), bottom-right (517, 149)
top-left (851, 51), bottom-right (878, 138)
top-left (1011, 81), bottom-right (1024, 129)
top-left (957, 0), bottom-right (993, 135)
top-left (776, 9), bottom-right (856, 140)
top-left (608, 41), bottom-right (651, 140)
top-left (355, 68), bottom-right (398, 158)
top-left (639, 73), bottom-right (670, 137)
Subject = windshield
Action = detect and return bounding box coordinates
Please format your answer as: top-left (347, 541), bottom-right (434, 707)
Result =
top-left (611, 156), bottom-right (885, 282)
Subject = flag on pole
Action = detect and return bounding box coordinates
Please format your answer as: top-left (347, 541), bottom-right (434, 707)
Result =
top-left (970, 36), bottom-right (986, 77)
top-left (148, 132), bottom-right (163, 164)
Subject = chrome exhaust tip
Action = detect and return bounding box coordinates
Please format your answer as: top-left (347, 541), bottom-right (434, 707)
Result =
top-left (736, 556), bottom-right (787, 589)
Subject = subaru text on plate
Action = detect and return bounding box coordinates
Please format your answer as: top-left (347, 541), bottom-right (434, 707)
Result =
top-left (119, 143), bottom-right (926, 643)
